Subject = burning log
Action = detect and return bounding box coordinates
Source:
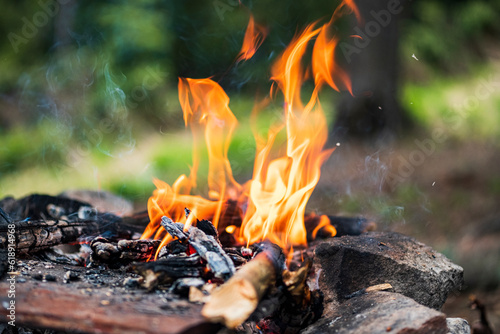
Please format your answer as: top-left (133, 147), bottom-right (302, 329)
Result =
top-left (161, 216), bottom-right (235, 279)
top-left (201, 243), bottom-right (284, 329)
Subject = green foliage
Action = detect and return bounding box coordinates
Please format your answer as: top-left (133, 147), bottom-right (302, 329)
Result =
top-left (402, 65), bottom-right (500, 140)
top-left (402, 0), bottom-right (500, 75)
top-left (0, 122), bottom-right (66, 175)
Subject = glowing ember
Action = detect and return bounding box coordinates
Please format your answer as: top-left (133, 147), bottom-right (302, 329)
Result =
top-left (141, 1), bottom-right (360, 256)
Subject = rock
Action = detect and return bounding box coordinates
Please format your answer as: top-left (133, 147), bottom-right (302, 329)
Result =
top-left (60, 189), bottom-right (134, 216)
top-left (313, 232), bottom-right (463, 310)
top-left (301, 291), bottom-right (448, 334)
top-left (446, 318), bottom-right (471, 334)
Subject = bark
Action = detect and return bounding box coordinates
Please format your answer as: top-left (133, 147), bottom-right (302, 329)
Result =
top-left (0, 217), bottom-right (136, 255)
top-left (332, 0), bottom-right (412, 143)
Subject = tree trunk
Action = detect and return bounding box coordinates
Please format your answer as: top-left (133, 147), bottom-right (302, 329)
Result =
top-left (332, 0), bottom-right (412, 143)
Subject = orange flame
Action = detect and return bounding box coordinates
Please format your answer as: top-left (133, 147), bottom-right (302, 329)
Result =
top-left (140, 78), bottom-right (240, 241)
top-left (237, 23), bottom-right (334, 248)
top-left (236, 14), bottom-right (268, 63)
top-left (312, 25), bottom-right (352, 95)
top-left (141, 2), bottom-right (360, 254)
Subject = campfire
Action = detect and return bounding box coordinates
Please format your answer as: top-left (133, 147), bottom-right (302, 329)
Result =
top-left (1, 1), bottom-right (465, 333)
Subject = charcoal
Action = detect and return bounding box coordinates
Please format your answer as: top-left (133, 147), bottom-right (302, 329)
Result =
top-left (90, 237), bottom-right (121, 261)
top-left (161, 217), bottom-right (188, 241)
top-left (117, 239), bottom-right (161, 261)
top-left (161, 239), bottom-right (189, 257)
top-left (132, 254), bottom-right (205, 289)
top-left (161, 216), bottom-right (235, 279)
top-left (223, 247), bottom-right (248, 267)
top-left (196, 219), bottom-right (218, 239)
top-left (188, 227), bottom-right (235, 279)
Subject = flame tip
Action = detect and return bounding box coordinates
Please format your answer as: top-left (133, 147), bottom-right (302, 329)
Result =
top-left (143, 1), bottom-right (356, 254)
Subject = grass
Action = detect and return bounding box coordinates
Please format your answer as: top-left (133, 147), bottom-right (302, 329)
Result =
top-left (402, 64), bottom-right (500, 141)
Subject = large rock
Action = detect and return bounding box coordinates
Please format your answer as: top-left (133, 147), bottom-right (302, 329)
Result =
top-left (301, 291), bottom-right (448, 334)
top-left (313, 232), bottom-right (463, 310)
top-left (446, 318), bottom-right (471, 334)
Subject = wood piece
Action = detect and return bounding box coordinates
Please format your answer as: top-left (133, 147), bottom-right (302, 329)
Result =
top-left (0, 194), bottom-right (142, 255)
top-left (161, 216), bottom-right (235, 279)
top-left (161, 217), bottom-right (188, 241)
top-left (344, 283), bottom-right (393, 299)
top-left (0, 282), bottom-right (220, 334)
top-left (201, 243), bottom-right (283, 329)
top-left (282, 259), bottom-right (313, 305)
top-left (118, 239), bottom-right (161, 261)
top-left (133, 254), bottom-right (205, 290)
top-left (0, 194), bottom-right (91, 221)
top-left (90, 238), bottom-right (161, 264)
top-left (188, 227), bottom-right (235, 279)
top-left (183, 208), bottom-right (219, 238)
top-left (0, 219), bottom-right (121, 255)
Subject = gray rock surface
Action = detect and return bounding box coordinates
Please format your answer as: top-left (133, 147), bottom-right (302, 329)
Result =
top-left (301, 291), bottom-right (448, 334)
top-left (313, 232), bottom-right (463, 310)
top-left (447, 318), bottom-right (471, 334)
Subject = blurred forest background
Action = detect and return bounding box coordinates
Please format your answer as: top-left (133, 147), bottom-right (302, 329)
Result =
top-left (1, 0), bottom-right (500, 328)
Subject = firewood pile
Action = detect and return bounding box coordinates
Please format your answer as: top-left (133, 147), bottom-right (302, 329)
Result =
top-left (0, 192), bottom-right (466, 334)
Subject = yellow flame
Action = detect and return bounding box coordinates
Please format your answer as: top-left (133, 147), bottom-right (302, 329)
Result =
top-left (142, 1), bottom-right (358, 254)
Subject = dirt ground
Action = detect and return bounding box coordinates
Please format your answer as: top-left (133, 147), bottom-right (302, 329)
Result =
top-left (308, 137), bottom-right (500, 331)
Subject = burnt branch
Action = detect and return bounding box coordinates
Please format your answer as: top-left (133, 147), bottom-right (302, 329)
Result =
top-left (0, 217), bottom-right (136, 255)
top-left (161, 216), bottom-right (235, 279)
top-left (132, 254), bottom-right (205, 290)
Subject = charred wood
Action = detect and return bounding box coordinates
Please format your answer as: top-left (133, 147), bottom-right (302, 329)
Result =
top-left (161, 216), bottom-right (235, 279)
top-left (223, 247), bottom-right (249, 267)
top-left (0, 281), bottom-right (216, 334)
top-left (159, 239), bottom-right (189, 257)
top-left (90, 237), bottom-right (161, 265)
top-left (0, 194), bottom-right (90, 221)
top-left (161, 217), bottom-right (188, 241)
top-left (0, 216), bottom-right (137, 255)
top-left (118, 239), bottom-right (161, 261)
top-left (132, 254), bottom-right (205, 290)
top-left (188, 227), bottom-right (235, 279)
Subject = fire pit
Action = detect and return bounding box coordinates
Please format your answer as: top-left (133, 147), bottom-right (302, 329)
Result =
top-left (0, 193), bottom-right (463, 334)
top-left (1, 1), bottom-right (466, 333)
